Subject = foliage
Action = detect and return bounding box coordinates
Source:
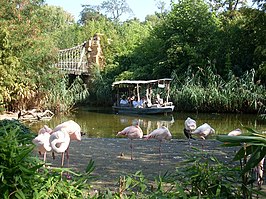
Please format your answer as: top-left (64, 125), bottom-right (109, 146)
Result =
top-left (95, 150), bottom-right (246, 198)
top-left (170, 67), bottom-right (266, 113)
top-left (0, 1), bottom-right (71, 112)
top-left (170, 149), bottom-right (244, 198)
top-left (79, 5), bottom-right (107, 25)
top-left (0, 119), bottom-right (94, 198)
top-left (0, 28), bottom-right (21, 110)
top-left (217, 127), bottom-right (266, 198)
top-left (0, 0), bottom-right (265, 113)
top-left (99, 0), bottom-right (133, 21)
top-left (46, 75), bottom-right (89, 113)
top-left (0, 119), bottom-right (35, 144)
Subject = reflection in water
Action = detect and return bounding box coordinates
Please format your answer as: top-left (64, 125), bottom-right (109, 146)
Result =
top-left (27, 108), bottom-right (266, 139)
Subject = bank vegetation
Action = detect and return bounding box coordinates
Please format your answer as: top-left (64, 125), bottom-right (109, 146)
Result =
top-left (0, 0), bottom-right (265, 114)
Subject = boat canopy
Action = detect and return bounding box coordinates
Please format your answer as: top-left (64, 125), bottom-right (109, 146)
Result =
top-left (112, 78), bottom-right (173, 108)
top-left (112, 78), bottom-right (172, 87)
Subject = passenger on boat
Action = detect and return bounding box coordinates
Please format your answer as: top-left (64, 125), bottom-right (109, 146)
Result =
top-left (120, 96), bottom-right (129, 106)
top-left (132, 100), bottom-right (139, 108)
top-left (128, 95), bottom-right (135, 106)
top-left (156, 94), bottom-right (164, 106)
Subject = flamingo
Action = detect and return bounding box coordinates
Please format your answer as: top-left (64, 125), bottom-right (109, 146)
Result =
top-left (50, 120), bottom-right (82, 167)
top-left (191, 123), bottom-right (215, 149)
top-left (116, 123), bottom-right (143, 160)
top-left (144, 126), bottom-right (172, 164)
top-left (49, 130), bottom-right (71, 167)
top-left (32, 125), bottom-right (53, 163)
top-left (184, 117), bottom-right (197, 145)
top-left (227, 129), bottom-right (264, 189)
top-left (52, 120), bottom-right (82, 141)
top-left (228, 128), bottom-right (242, 136)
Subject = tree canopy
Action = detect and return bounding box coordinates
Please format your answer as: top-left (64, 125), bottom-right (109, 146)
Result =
top-left (0, 0), bottom-right (265, 113)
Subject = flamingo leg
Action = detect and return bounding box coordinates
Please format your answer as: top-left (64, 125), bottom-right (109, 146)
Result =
top-left (66, 148), bottom-right (69, 168)
top-left (66, 148), bottom-right (71, 179)
top-left (43, 152), bottom-right (47, 164)
top-left (61, 152), bottom-right (65, 167)
top-left (130, 139), bottom-right (133, 160)
top-left (159, 141), bottom-right (162, 165)
top-left (201, 137), bottom-right (205, 151)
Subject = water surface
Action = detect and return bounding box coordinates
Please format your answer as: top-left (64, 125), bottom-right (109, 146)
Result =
top-left (28, 107), bottom-right (266, 139)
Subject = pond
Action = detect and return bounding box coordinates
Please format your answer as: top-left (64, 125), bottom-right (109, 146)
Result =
top-left (28, 107), bottom-right (266, 139)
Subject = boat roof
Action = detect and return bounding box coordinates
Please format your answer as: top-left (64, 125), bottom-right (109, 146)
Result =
top-left (112, 78), bottom-right (172, 86)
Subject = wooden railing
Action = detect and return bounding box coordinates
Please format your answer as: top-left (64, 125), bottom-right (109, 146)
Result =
top-left (54, 42), bottom-right (89, 75)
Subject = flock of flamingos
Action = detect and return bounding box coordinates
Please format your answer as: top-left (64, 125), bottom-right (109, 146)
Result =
top-left (32, 117), bottom-right (264, 188)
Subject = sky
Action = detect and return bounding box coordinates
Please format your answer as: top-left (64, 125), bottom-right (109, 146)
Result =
top-left (45, 0), bottom-right (173, 22)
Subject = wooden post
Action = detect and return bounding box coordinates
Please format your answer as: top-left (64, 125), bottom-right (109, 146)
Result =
top-left (137, 84), bottom-right (140, 102)
top-left (166, 82), bottom-right (170, 103)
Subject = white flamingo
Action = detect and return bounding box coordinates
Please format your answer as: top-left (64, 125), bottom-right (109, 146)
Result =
top-left (192, 123), bottom-right (215, 149)
top-left (144, 126), bottom-right (172, 164)
top-left (50, 120), bottom-right (82, 167)
top-left (117, 123), bottom-right (143, 160)
top-left (32, 125), bottom-right (53, 163)
top-left (184, 117), bottom-right (197, 144)
top-left (228, 128), bottom-right (242, 136)
top-left (49, 130), bottom-right (71, 167)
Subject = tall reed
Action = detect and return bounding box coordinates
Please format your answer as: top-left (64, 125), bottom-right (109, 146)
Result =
top-left (46, 75), bottom-right (89, 113)
top-left (170, 67), bottom-right (266, 113)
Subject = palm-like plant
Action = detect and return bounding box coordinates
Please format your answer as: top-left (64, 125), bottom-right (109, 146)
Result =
top-left (217, 128), bottom-right (266, 198)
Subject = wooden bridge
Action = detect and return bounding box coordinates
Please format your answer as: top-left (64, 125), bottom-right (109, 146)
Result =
top-left (54, 34), bottom-right (104, 75)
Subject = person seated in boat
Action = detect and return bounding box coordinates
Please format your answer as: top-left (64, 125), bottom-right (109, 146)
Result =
top-left (140, 96), bottom-right (151, 108)
top-left (120, 95), bottom-right (129, 106)
top-left (156, 94), bottom-right (164, 106)
top-left (155, 94), bottom-right (164, 107)
top-left (128, 95), bottom-right (135, 107)
top-left (132, 99), bottom-right (139, 108)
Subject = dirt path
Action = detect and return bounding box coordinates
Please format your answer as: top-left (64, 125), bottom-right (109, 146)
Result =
top-left (44, 138), bottom-right (238, 191)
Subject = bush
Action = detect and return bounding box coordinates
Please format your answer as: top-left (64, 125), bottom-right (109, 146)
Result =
top-left (0, 119), bottom-right (93, 198)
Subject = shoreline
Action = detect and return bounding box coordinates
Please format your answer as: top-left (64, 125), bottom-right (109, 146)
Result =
top-left (43, 138), bottom-right (237, 191)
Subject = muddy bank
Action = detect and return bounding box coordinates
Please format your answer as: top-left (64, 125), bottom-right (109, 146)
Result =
top-left (43, 138), bottom-right (237, 191)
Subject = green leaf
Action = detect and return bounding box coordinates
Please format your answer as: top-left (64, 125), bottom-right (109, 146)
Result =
top-left (242, 146), bottom-right (266, 174)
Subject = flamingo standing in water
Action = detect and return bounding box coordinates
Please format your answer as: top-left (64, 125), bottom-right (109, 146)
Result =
top-left (117, 123), bottom-right (143, 160)
top-left (191, 123), bottom-right (215, 149)
top-left (50, 120), bottom-right (82, 167)
top-left (184, 117), bottom-right (197, 145)
top-left (32, 125), bottom-right (53, 163)
top-left (144, 126), bottom-right (172, 164)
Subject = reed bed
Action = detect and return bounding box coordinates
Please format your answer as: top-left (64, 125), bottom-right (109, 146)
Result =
top-left (171, 67), bottom-right (266, 113)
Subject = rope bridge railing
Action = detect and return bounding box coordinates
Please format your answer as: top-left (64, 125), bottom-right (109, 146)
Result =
top-left (54, 42), bottom-right (88, 75)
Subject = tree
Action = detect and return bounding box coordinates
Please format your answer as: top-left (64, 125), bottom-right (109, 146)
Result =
top-left (100, 0), bottom-right (133, 21)
top-left (251, 0), bottom-right (266, 10)
top-left (206, 0), bottom-right (248, 12)
top-left (151, 0), bottom-right (219, 78)
top-left (79, 5), bottom-right (106, 25)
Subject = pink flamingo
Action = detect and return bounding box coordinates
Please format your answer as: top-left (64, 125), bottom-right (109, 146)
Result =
top-left (52, 120), bottom-right (82, 141)
top-left (144, 126), bottom-right (172, 164)
top-left (50, 120), bottom-right (82, 167)
top-left (117, 123), bottom-right (143, 160)
top-left (191, 123), bottom-right (215, 149)
top-left (32, 125), bottom-right (53, 163)
top-left (184, 117), bottom-right (197, 144)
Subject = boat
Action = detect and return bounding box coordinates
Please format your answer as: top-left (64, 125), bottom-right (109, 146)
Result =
top-left (112, 78), bottom-right (175, 115)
